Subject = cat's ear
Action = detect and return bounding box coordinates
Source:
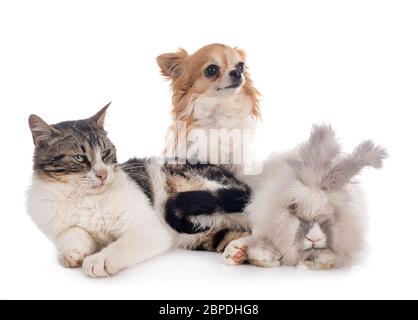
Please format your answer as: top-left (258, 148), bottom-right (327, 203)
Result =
top-left (157, 49), bottom-right (189, 79)
top-left (89, 102), bottom-right (111, 130)
top-left (28, 115), bottom-right (61, 146)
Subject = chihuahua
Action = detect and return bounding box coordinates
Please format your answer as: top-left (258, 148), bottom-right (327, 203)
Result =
top-left (157, 43), bottom-right (261, 167)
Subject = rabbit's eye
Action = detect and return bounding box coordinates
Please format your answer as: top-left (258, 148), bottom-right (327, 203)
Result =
top-left (288, 202), bottom-right (298, 215)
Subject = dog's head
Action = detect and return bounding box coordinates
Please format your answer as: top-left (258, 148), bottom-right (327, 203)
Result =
top-left (157, 43), bottom-right (260, 122)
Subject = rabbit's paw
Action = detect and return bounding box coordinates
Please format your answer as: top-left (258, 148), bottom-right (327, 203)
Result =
top-left (247, 246), bottom-right (281, 268)
top-left (298, 252), bottom-right (343, 270)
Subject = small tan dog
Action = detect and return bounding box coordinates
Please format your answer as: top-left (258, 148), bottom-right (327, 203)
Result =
top-left (157, 43), bottom-right (261, 166)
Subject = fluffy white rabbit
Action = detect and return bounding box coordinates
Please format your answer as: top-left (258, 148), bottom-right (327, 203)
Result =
top-left (223, 125), bottom-right (387, 270)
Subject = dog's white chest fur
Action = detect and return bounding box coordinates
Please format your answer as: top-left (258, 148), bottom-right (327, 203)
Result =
top-left (181, 92), bottom-right (255, 166)
top-left (192, 92), bottom-right (253, 129)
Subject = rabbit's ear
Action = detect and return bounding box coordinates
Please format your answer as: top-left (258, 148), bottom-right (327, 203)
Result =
top-left (288, 124), bottom-right (341, 187)
top-left (321, 140), bottom-right (388, 190)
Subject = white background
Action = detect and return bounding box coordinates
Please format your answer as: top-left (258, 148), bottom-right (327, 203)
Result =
top-left (0, 0), bottom-right (417, 300)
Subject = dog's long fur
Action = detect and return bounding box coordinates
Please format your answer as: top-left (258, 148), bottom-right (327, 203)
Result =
top-left (158, 43), bottom-right (261, 164)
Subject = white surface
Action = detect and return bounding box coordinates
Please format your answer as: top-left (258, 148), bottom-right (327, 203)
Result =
top-left (0, 0), bottom-right (417, 300)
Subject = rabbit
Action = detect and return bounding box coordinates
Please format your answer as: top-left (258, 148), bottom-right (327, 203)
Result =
top-left (222, 125), bottom-right (387, 270)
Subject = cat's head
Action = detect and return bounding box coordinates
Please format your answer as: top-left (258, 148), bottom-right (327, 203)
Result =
top-left (28, 103), bottom-right (117, 194)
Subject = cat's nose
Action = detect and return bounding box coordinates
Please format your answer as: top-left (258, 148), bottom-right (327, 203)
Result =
top-left (95, 169), bottom-right (108, 182)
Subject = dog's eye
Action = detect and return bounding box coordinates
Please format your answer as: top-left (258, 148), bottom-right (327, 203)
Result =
top-left (237, 62), bottom-right (245, 72)
top-left (205, 65), bottom-right (220, 77)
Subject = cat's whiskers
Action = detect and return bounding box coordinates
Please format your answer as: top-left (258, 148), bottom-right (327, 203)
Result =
top-left (125, 172), bottom-right (151, 181)
top-left (121, 164), bottom-right (161, 169)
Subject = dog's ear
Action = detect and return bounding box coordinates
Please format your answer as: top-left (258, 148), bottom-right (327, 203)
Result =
top-left (157, 49), bottom-right (189, 79)
top-left (235, 47), bottom-right (247, 60)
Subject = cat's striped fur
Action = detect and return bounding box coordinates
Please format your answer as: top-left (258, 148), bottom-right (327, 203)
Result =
top-left (121, 158), bottom-right (252, 251)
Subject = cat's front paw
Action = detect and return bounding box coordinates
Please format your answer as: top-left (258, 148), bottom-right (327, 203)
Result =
top-left (223, 240), bottom-right (248, 266)
top-left (82, 252), bottom-right (121, 278)
top-left (59, 249), bottom-right (89, 268)
top-left (57, 227), bottom-right (97, 268)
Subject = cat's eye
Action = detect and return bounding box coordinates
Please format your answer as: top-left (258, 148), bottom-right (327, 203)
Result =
top-left (73, 155), bottom-right (87, 163)
top-left (205, 65), bottom-right (220, 77)
top-left (237, 62), bottom-right (245, 72)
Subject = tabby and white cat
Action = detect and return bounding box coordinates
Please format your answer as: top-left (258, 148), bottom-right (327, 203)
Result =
top-left (27, 104), bottom-right (251, 277)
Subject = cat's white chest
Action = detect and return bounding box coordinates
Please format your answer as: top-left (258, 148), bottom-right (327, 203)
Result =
top-left (27, 174), bottom-right (136, 244)
top-left (46, 194), bottom-right (123, 244)
top-left (67, 196), bottom-right (124, 240)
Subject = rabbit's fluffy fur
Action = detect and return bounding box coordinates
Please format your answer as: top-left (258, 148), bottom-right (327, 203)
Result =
top-left (223, 125), bottom-right (387, 270)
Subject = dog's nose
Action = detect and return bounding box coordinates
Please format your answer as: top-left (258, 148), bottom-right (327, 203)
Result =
top-left (95, 169), bottom-right (108, 182)
top-left (229, 69), bottom-right (242, 80)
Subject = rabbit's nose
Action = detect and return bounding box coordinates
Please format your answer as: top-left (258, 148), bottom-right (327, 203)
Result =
top-left (305, 223), bottom-right (326, 244)
top-left (305, 236), bottom-right (322, 243)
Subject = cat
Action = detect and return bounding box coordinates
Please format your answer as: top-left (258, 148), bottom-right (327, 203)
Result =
top-left (27, 103), bottom-right (251, 277)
